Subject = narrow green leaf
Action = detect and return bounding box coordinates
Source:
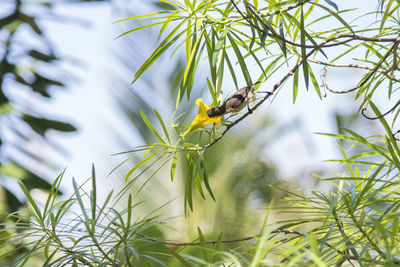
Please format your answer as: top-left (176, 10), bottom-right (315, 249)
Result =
top-left (224, 50), bottom-right (238, 89)
top-left (260, 15), bottom-right (274, 47)
top-left (313, 2), bottom-right (354, 34)
top-left (227, 32), bottom-right (251, 85)
top-left (127, 194), bottom-right (132, 229)
top-left (293, 67), bottom-right (299, 103)
top-left (183, 0), bottom-right (194, 10)
top-left (125, 152), bottom-right (161, 182)
top-left (380, 0), bottom-right (394, 32)
top-left (212, 26), bottom-right (229, 67)
top-left (215, 48), bottom-right (225, 99)
top-left (249, 18), bottom-right (256, 51)
top-left (170, 249), bottom-right (192, 266)
top-left (186, 40), bottom-right (206, 100)
top-left (323, 0), bottom-right (339, 11)
top-left (183, 29), bottom-right (204, 88)
top-left (185, 154), bottom-right (194, 211)
top-left (192, 148), bottom-right (206, 198)
top-left (195, 175), bottom-right (205, 199)
top-left (160, 0), bottom-right (183, 9)
top-left (113, 11), bottom-right (172, 23)
top-left (197, 227), bottom-right (209, 261)
top-left (117, 21), bottom-right (167, 38)
top-left (386, 137), bottom-right (400, 168)
top-left (132, 23), bottom-right (187, 84)
top-left (308, 65), bottom-right (322, 99)
top-left (185, 20), bottom-right (192, 61)
top-left (140, 110), bottom-right (164, 143)
top-left (171, 152), bottom-right (178, 181)
top-left (43, 169), bottom-right (64, 218)
top-left (91, 164), bottom-right (96, 223)
top-left (72, 178), bottom-right (90, 230)
top-left (204, 30), bottom-right (216, 84)
top-left (206, 78), bottom-right (217, 105)
top-left (201, 158), bottom-right (215, 201)
top-left (300, 9), bottom-right (309, 90)
top-left (319, 223), bottom-right (335, 253)
top-left (95, 190), bottom-right (113, 222)
top-left (158, 11), bottom-right (180, 39)
top-left (154, 109), bottom-right (170, 143)
top-left (279, 20), bottom-right (287, 59)
top-left (18, 182), bottom-right (42, 221)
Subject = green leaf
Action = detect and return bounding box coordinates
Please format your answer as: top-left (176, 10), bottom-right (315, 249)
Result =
top-left (170, 152), bottom-right (178, 181)
top-left (313, 2), bottom-right (354, 34)
top-left (279, 20), bottom-right (287, 59)
top-left (18, 182), bottom-right (42, 221)
top-left (183, 29), bottom-right (204, 89)
top-left (117, 21), bottom-right (169, 38)
top-left (212, 26), bottom-right (229, 66)
top-left (323, 0), bottom-right (339, 11)
top-left (22, 114), bottom-right (76, 136)
top-left (380, 0), bottom-right (394, 32)
top-left (201, 158), bottom-right (215, 201)
top-left (72, 178), bottom-right (90, 232)
top-left (113, 11), bottom-right (172, 23)
top-left (192, 148), bottom-right (206, 199)
top-left (206, 78), bottom-right (217, 105)
top-left (158, 11), bottom-right (181, 39)
top-left (140, 110), bottom-right (164, 143)
top-left (308, 65), bottom-right (322, 99)
top-left (224, 50), bottom-right (238, 90)
top-left (300, 8), bottom-right (308, 90)
top-left (43, 169), bottom-right (64, 218)
top-left (227, 32), bottom-right (251, 85)
top-left (260, 15), bottom-right (274, 47)
top-left (154, 109), bottom-right (170, 143)
top-left (204, 30), bottom-right (216, 84)
top-left (132, 21), bottom-right (187, 84)
top-left (91, 164), bottom-right (96, 224)
top-left (185, 20), bottom-right (192, 61)
top-left (185, 154), bottom-right (194, 211)
top-left (125, 151), bottom-right (163, 182)
top-left (293, 67), bottom-right (299, 103)
top-left (159, 0), bottom-right (183, 9)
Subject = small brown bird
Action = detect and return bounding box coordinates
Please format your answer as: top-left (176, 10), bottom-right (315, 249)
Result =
top-left (207, 82), bottom-right (261, 117)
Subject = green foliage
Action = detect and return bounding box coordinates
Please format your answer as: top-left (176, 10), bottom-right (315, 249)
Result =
top-left (4, 0), bottom-right (400, 266)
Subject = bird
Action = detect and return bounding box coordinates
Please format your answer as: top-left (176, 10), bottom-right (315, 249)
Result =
top-left (207, 82), bottom-right (263, 117)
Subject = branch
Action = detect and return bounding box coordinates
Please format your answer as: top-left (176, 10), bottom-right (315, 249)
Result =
top-left (134, 229), bottom-right (384, 265)
top-left (231, 0), bottom-right (317, 49)
top-left (392, 130), bottom-right (400, 141)
top-left (134, 229), bottom-right (301, 246)
top-left (322, 40), bottom-right (399, 94)
top-left (361, 100), bottom-right (400, 120)
top-left (206, 34), bottom-right (354, 149)
top-left (230, 0), bottom-right (400, 50)
top-left (309, 59), bottom-right (400, 83)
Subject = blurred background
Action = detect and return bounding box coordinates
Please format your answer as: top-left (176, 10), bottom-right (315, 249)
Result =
top-left (0, 0), bottom-right (386, 263)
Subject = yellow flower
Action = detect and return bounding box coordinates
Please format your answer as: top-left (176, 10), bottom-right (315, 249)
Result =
top-left (182, 98), bottom-right (222, 137)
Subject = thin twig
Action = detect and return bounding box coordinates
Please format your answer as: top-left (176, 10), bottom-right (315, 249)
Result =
top-left (134, 229), bottom-right (303, 246)
top-left (231, 0), bottom-right (317, 49)
top-left (309, 58), bottom-right (400, 83)
top-left (134, 230), bottom-right (385, 265)
top-left (230, 0), bottom-right (400, 50)
top-left (392, 130), bottom-right (400, 140)
top-left (206, 34), bottom-right (354, 149)
top-left (361, 100), bottom-right (400, 120)
top-left (322, 40), bottom-right (399, 94)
